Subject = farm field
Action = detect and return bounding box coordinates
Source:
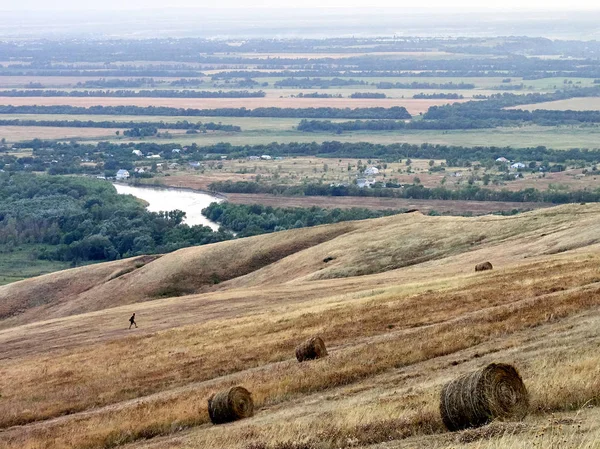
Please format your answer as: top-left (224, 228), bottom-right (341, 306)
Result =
top-left (157, 153), bottom-right (600, 196)
top-left (510, 96), bottom-right (600, 111)
top-left (0, 114), bottom-right (312, 130)
top-left (0, 75), bottom-right (570, 93)
top-left (0, 247), bottom-right (71, 286)
top-left (4, 30), bottom-right (600, 449)
top-left (112, 125), bottom-right (600, 150)
top-left (3, 205), bottom-right (600, 448)
top-left (0, 96), bottom-right (468, 113)
top-left (217, 193), bottom-right (549, 214)
top-left (0, 125), bottom-right (125, 142)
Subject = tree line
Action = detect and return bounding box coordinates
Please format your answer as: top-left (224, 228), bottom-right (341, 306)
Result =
top-left (349, 92), bottom-right (387, 99)
top-left (208, 180), bottom-right (600, 205)
top-left (0, 174), bottom-right (233, 263)
top-left (375, 82), bottom-right (475, 89)
top-left (10, 140), bottom-right (600, 170)
top-left (0, 105), bottom-right (412, 119)
top-left (0, 89), bottom-right (266, 98)
top-left (0, 119), bottom-right (241, 132)
top-left (413, 93), bottom-right (464, 99)
top-left (273, 77), bottom-right (368, 88)
top-left (201, 202), bottom-right (401, 238)
top-left (424, 87), bottom-right (600, 126)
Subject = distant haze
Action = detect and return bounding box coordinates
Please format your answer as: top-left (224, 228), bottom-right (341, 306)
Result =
top-left (2, 1), bottom-right (600, 10)
top-left (1, 6), bottom-right (600, 39)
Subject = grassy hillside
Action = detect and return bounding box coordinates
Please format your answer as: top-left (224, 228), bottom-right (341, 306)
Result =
top-left (2, 204), bottom-right (600, 449)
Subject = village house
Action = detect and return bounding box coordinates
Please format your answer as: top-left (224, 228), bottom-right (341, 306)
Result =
top-left (356, 178), bottom-right (375, 188)
top-left (132, 149), bottom-right (143, 157)
top-left (116, 169), bottom-right (130, 180)
top-left (364, 166), bottom-right (379, 176)
top-left (511, 162), bottom-right (526, 170)
top-left (495, 157), bottom-right (509, 163)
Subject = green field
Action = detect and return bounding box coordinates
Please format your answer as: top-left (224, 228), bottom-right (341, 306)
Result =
top-left (103, 124), bottom-right (600, 150)
top-left (0, 114), bottom-right (307, 131)
top-left (0, 246), bottom-right (73, 285)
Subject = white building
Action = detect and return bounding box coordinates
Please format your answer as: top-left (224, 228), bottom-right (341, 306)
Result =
top-left (260, 155), bottom-right (272, 160)
top-left (495, 157), bottom-right (509, 163)
top-left (364, 166), bottom-right (379, 176)
top-left (511, 162), bottom-right (526, 170)
top-left (132, 150), bottom-right (143, 157)
top-left (356, 178), bottom-right (375, 188)
top-left (116, 169), bottom-right (130, 180)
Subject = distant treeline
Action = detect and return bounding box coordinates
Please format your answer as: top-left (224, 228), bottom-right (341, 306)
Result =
top-left (0, 69), bottom-right (207, 77)
top-left (298, 119), bottom-right (411, 132)
top-left (75, 78), bottom-right (157, 88)
top-left (297, 118), bottom-right (512, 131)
top-left (295, 92), bottom-right (342, 98)
top-left (73, 78), bottom-right (260, 89)
top-left (209, 180), bottom-right (600, 205)
top-left (376, 82), bottom-right (475, 89)
top-left (413, 93), bottom-right (464, 99)
top-left (12, 140), bottom-right (600, 166)
top-left (188, 141), bottom-right (600, 164)
top-left (0, 119), bottom-right (241, 132)
top-left (490, 84), bottom-right (525, 91)
top-left (211, 69), bottom-right (600, 79)
top-left (0, 105), bottom-right (412, 119)
top-left (273, 77), bottom-right (368, 88)
top-left (349, 92), bottom-right (387, 99)
top-left (424, 88), bottom-right (600, 125)
top-left (0, 89), bottom-right (266, 98)
top-left (0, 174), bottom-right (233, 264)
top-left (4, 36), bottom-right (600, 65)
top-left (202, 202), bottom-right (400, 237)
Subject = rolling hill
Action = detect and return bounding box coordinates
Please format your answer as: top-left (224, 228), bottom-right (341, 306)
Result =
top-left (1, 204), bottom-right (600, 449)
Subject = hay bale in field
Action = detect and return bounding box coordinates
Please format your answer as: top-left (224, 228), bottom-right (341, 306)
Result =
top-left (475, 262), bottom-right (493, 272)
top-left (295, 336), bottom-right (328, 362)
top-left (208, 386), bottom-right (254, 425)
top-left (440, 363), bottom-right (529, 431)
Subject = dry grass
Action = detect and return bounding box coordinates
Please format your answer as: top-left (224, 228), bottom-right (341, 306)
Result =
top-left (2, 205), bottom-right (600, 448)
top-left (0, 125), bottom-right (123, 142)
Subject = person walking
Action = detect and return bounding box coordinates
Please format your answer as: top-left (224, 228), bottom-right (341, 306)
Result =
top-left (129, 312), bottom-right (137, 329)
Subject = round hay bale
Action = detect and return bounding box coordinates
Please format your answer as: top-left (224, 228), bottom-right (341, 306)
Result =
top-left (440, 363), bottom-right (529, 431)
top-left (208, 386), bottom-right (254, 425)
top-left (475, 262), bottom-right (493, 272)
top-left (295, 336), bottom-right (328, 362)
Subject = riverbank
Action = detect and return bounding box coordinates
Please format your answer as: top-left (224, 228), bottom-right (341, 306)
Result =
top-left (113, 183), bottom-right (223, 230)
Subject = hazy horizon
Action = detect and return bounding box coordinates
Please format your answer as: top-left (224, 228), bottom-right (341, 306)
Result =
top-left (3, 1), bottom-right (600, 11)
top-left (1, 5), bottom-right (600, 39)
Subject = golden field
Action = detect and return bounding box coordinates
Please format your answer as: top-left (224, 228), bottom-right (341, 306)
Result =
top-left (2, 205), bottom-right (600, 448)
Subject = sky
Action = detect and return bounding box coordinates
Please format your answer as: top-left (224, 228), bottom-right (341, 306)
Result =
top-left (2, 0), bottom-right (600, 10)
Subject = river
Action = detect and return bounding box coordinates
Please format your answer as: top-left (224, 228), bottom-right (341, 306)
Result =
top-left (113, 184), bottom-right (223, 231)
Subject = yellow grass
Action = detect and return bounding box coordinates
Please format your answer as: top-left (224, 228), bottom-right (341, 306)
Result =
top-left (0, 125), bottom-right (124, 142)
top-left (2, 205), bottom-right (600, 449)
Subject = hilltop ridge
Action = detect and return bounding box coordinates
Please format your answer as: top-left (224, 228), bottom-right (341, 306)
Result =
top-left (2, 205), bottom-right (600, 449)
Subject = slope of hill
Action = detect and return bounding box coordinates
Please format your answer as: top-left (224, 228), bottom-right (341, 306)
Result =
top-left (1, 204), bottom-right (600, 449)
